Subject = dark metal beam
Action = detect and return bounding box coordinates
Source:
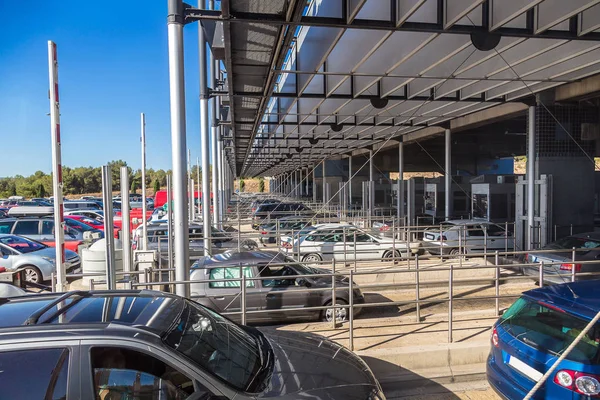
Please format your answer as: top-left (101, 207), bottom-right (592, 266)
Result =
top-left (185, 9), bottom-right (600, 41)
top-left (222, 91), bottom-right (500, 102)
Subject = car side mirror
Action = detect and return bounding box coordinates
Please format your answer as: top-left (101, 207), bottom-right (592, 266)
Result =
top-left (296, 277), bottom-right (311, 287)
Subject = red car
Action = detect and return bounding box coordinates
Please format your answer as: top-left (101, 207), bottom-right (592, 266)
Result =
top-left (66, 215), bottom-right (120, 239)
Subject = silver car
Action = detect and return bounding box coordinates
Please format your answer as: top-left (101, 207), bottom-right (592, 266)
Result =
top-left (0, 234), bottom-right (80, 283)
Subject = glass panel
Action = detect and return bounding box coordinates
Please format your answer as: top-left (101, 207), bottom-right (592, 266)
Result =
top-left (13, 221), bottom-right (39, 235)
top-left (209, 267), bottom-right (255, 288)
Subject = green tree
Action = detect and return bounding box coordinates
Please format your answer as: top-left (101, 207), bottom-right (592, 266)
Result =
top-left (9, 182), bottom-right (17, 197)
top-left (36, 183), bottom-right (47, 198)
top-left (130, 179), bottom-right (137, 194)
top-left (258, 177), bottom-right (264, 193)
top-left (239, 178), bottom-right (245, 192)
top-left (153, 179), bottom-right (161, 193)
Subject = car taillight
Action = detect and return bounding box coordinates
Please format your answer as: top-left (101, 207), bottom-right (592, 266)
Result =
top-left (261, 231), bottom-right (268, 235)
top-left (491, 327), bottom-right (499, 348)
top-left (282, 241), bottom-right (292, 249)
top-left (560, 263), bottom-right (582, 272)
top-left (379, 225), bottom-right (390, 232)
top-left (554, 370), bottom-right (600, 396)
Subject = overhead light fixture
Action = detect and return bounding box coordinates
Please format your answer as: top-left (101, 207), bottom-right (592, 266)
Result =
top-left (309, 138), bottom-right (319, 145)
top-left (295, 147), bottom-right (303, 153)
top-left (370, 97), bottom-right (388, 109)
top-left (470, 32), bottom-right (501, 51)
top-left (330, 123), bottom-right (343, 132)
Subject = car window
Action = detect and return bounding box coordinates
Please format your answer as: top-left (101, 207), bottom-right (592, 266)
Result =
top-left (209, 267), bottom-right (255, 288)
top-left (41, 220), bottom-right (54, 235)
top-left (486, 223), bottom-right (507, 236)
top-left (259, 265), bottom-right (297, 287)
top-left (0, 221), bottom-right (15, 234)
top-left (0, 236), bottom-right (45, 253)
top-left (467, 225), bottom-right (485, 237)
top-left (13, 220), bottom-right (39, 235)
top-left (355, 232), bottom-right (374, 242)
top-left (90, 347), bottom-right (202, 400)
top-left (0, 348), bottom-right (69, 400)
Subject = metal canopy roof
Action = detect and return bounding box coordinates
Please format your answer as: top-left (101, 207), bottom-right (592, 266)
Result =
top-left (210, 0), bottom-right (600, 177)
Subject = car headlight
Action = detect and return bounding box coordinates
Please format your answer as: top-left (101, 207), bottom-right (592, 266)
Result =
top-left (42, 256), bottom-right (55, 264)
top-left (367, 388), bottom-right (386, 400)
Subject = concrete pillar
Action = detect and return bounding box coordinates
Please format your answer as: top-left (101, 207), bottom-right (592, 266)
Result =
top-left (527, 106), bottom-right (535, 250)
top-left (299, 168), bottom-right (303, 197)
top-left (305, 168), bottom-right (309, 197)
top-left (445, 128), bottom-right (452, 220)
top-left (295, 170), bottom-right (299, 198)
top-left (398, 139), bottom-right (404, 220)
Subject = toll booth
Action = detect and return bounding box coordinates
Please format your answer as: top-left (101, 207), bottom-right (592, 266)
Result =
top-left (422, 177), bottom-right (471, 219)
top-left (470, 175), bottom-right (519, 223)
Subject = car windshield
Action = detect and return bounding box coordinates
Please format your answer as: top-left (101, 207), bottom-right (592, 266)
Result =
top-left (547, 236), bottom-right (600, 252)
top-left (163, 300), bottom-right (265, 392)
top-left (0, 235), bottom-right (46, 253)
top-left (499, 297), bottom-right (600, 364)
top-left (65, 218), bottom-right (95, 232)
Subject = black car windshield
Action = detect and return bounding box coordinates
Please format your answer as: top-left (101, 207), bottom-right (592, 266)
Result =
top-left (163, 300), bottom-right (263, 392)
top-left (547, 236), bottom-right (600, 252)
top-left (0, 235), bottom-right (46, 254)
top-left (499, 297), bottom-right (600, 364)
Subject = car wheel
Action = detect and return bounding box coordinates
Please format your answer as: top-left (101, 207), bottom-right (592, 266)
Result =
top-left (322, 299), bottom-right (348, 323)
top-left (241, 240), bottom-right (258, 251)
top-left (302, 253), bottom-right (322, 264)
top-left (382, 250), bottom-right (400, 261)
top-left (449, 248), bottom-right (461, 256)
top-left (23, 266), bottom-right (43, 284)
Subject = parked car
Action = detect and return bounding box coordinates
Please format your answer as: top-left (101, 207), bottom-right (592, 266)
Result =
top-left (281, 223), bottom-right (420, 264)
top-left (133, 223), bottom-right (257, 258)
top-left (63, 200), bottom-right (102, 211)
top-left (487, 280), bottom-right (600, 399)
top-left (258, 216), bottom-right (311, 245)
top-left (422, 219), bottom-right (514, 255)
top-left (190, 250), bottom-right (364, 323)
top-left (17, 200), bottom-right (52, 207)
top-left (523, 233), bottom-right (600, 285)
top-left (64, 209), bottom-right (104, 221)
top-left (252, 202), bottom-right (312, 229)
top-left (0, 290), bottom-right (384, 399)
top-left (0, 234), bottom-right (80, 283)
top-left (66, 215), bottom-right (120, 239)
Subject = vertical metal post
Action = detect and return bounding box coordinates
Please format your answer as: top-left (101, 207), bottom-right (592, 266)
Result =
top-left (331, 258), bottom-right (337, 328)
top-left (527, 105), bottom-right (536, 250)
top-left (415, 254), bottom-right (420, 322)
top-left (398, 139), bottom-right (404, 219)
top-left (495, 251), bottom-right (500, 316)
top-left (572, 247), bottom-right (577, 282)
top-left (448, 264), bottom-right (453, 343)
top-left (305, 168), bottom-right (309, 198)
top-left (102, 166), bottom-right (116, 290)
top-left (369, 150), bottom-right (374, 221)
top-left (167, 174), bottom-right (174, 273)
top-left (322, 160), bottom-right (327, 205)
top-left (140, 113), bottom-right (148, 250)
top-left (299, 168), bottom-right (303, 197)
top-left (199, 0), bottom-right (212, 256)
top-left (312, 166), bottom-right (317, 203)
top-left (210, 42), bottom-right (220, 230)
top-left (349, 270), bottom-right (354, 351)
top-left (196, 157), bottom-right (201, 219)
top-left (120, 167), bottom-right (132, 274)
top-left (167, 0), bottom-right (190, 298)
top-left (241, 272), bottom-right (247, 326)
top-left (539, 262), bottom-right (544, 287)
top-left (48, 41), bottom-right (66, 292)
top-left (348, 155), bottom-right (353, 213)
top-left (445, 128), bottom-right (451, 220)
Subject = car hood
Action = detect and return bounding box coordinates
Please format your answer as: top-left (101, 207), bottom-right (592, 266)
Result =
top-left (256, 329), bottom-right (379, 398)
top-left (30, 247), bottom-right (79, 260)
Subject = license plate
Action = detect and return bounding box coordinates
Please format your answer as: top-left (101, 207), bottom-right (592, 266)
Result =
top-left (507, 355), bottom-right (543, 382)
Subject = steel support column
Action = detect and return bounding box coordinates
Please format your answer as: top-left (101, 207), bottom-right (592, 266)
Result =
top-left (322, 160), bottom-right (327, 205)
top-left (140, 113), bottom-right (148, 249)
top-left (527, 105), bottom-right (536, 250)
top-left (305, 168), bottom-right (309, 197)
top-left (398, 139), bottom-right (405, 220)
top-left (167, 0), bottom-right (190, 298)
top-left (445, 128), bottom-right (452, 220)
top-left (120, 167), bottom-right (132, 274)
top-left (313, 167), bottom-right (317, 203)
top-left (199, 0), bottom-right (212, 256)
top-left (299, 168), bottom-right (303, 197)
top-left (348, 155), bottom-right (353, 210)
top-left (209, 2), bottom-right (220, 230)
top-left (369, 150), bottom-right (374, 218)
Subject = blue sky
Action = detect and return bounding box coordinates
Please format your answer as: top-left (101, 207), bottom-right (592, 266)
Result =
top-left (0, 1), bottom-right (211, 177)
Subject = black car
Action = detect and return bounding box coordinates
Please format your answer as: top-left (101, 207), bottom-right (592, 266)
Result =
top-left (252, 202), bottom-right (313, 229)
top-left (0, 290), bottom-right (385, 399)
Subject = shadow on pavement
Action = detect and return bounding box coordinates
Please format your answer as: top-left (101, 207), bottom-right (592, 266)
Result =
top-left (360, 356), bottom-right (460, 399)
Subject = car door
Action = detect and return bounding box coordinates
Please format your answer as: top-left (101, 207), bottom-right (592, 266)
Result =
top-left (80, 341), bottom-right (226, 400)
top-left (205, 265), bottom-right (262, 323)
top-left (0, 341), bottom-right (80, 399)
top-left (352, 231), bottom-right (381, 260)
top-left (484, 223), bottom-right (514, 251)
top-left (258, 264), bottom-right (313, 321)
top-left (0, 244), bottom-right (16, 271)
top-left (465, 224), bottom-right (486, 253)
top-left (12, 220), bottom-right (42, 241)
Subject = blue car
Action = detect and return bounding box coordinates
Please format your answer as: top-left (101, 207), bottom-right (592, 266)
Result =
top-left (487, 280), bottom-right (600, 399)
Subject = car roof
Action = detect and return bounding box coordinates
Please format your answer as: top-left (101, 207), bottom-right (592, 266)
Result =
top-left (523, 280), bottom-right (600, 321)
top-left (0, 290), bottom-right (182, 336)
top-left (311, 223), bottom-right (354, 229)
top-left (193, 250), bottom-right (287, 268)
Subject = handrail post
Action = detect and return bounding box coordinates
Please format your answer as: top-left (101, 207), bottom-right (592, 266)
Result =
top-left (448, 264), bottom-right (453, 343)
top-left (495, 251), bottom-right (500, 317)
top-left (349, 270), bottom-right (354, 351)
top-left (392, 219), bottom-right (396, 264)
top-left (415, 254), bottom-right (420, 322)
top-left (343, 227), bottom-right (347, 267)
top-left (241, 271), bottom-right (247, 326)
top-left (353, 231), bottom-right (357, 272)
top-left (237, 202), bottom-right (241, 252)
top-left (572, 247), bottom-right (577, 282)
top-left (539, 262), bottom-right (544, 288)
top-left (51, 273), bottom-right (56, 292)
top-left (331, 258), bottom-right (337, 329)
